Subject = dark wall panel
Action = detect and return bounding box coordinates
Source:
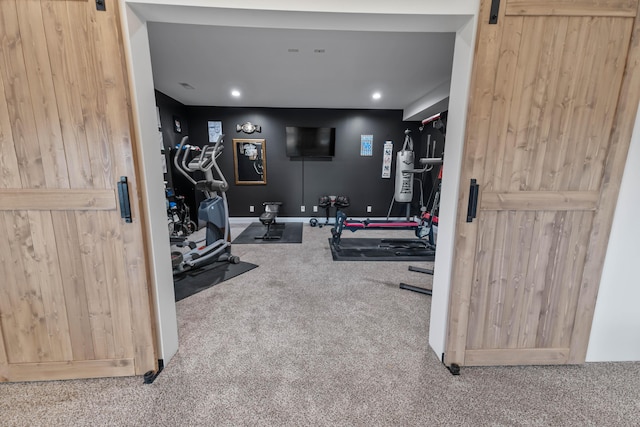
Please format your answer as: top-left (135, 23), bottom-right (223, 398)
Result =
top-left (183, 106), bottom-right (447, 218)
top-left (156, 92), bottom-right (448, 220)
top-left (156, 91), bottom-right (189, 189)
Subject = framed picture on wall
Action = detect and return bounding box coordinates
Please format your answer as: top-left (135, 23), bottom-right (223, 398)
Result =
top-left (233, 139), bottom-right (266, 185)
top-left (208, 120), bottom-right (223, 143)
top-left (173, 116), bottom-right (182, 133)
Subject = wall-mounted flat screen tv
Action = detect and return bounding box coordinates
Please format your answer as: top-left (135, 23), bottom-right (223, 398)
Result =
top-left (285, 126), bottom-right (336, 157)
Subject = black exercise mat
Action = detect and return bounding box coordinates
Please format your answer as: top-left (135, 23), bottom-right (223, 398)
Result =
top-left (329, 238), bottom-right (435, 262)
top-left (232, 222), bottom-right (303, 244)
top-left (173, 261), bottom-right (258, 301)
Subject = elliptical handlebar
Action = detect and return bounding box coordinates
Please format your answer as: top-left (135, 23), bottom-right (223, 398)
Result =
top-left (208, 148), bottom-right (228, 193)
top-left (174, 136), bottom-right (196, 185)
top-left (173, 135), bottom-right (228, 193)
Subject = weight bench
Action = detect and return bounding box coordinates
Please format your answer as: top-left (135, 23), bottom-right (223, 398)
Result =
top-left (256, 202), bottom-right (283, 240)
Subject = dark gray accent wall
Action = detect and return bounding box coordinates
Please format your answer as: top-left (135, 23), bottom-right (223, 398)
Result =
top-left (156, 90), bottom-right (202, 223)
top-left (157, 91), bottom-right (190, 149)
top-left (156, 90), bottom-right (190, 190)
top-left (183, 106), bottom-right (445, 218)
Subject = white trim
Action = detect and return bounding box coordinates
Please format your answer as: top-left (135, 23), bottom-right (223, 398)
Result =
top-left (428, 14), bottom-right (479, 359)
top-left (121, 0), bottom-right (479, 366)
top-left (120, 0), bottom-right (178, 363)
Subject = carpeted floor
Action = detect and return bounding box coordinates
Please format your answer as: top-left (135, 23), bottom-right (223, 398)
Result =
top-left (1, 223), bottom-right (639, 426)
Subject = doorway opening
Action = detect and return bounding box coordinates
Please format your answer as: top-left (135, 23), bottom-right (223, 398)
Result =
top-left (122, 1), bottom-right (478, 363)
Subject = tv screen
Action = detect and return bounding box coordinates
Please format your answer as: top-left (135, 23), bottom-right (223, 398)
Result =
top-left (285, 126), bottom-right (336, 157)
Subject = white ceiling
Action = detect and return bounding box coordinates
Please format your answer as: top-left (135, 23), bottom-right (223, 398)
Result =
top-left (147, 23), bottom-right (456, 118)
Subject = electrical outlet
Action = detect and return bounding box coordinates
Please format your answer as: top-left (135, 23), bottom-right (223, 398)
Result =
top-left (313, 205), bottom-right (318, 213)
top-left (367, 205), bottom-right (372, 213)
top-left (300, 205), bottom-right (306, 213)
top-left (249, 205), bottom-right (254, 213)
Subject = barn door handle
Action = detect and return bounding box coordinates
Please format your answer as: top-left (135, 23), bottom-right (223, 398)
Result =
top-left (489, 0), bottom-right (500, 24)
top-left (466, 179), bottom-right (479, 223)
top-left (117, 177), bottom-right (132, 223)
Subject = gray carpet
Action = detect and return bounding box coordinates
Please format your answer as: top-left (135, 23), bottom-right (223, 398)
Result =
top-left (1, 224), bottom-right (639, 426)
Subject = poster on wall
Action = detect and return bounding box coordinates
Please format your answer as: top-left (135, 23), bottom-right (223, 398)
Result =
top-left (382, 140), bottom-right (393, 178)
top-left (360, 135), bottom-right (373, 156)
top-left (158, 130), bottom-right (164, 150)
top-left (208, 121), bottom-right (223, 143)
top-left (173, 116), bottom-right (182, 133)
top-left (161, 153), bottom-right (167, 174)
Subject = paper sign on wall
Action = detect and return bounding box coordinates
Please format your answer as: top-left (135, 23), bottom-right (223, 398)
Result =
top-left (360, 135), bottom-right (373, 156)
top-left (382, 140), bottom-right (393, 178)
top-left (161, 153), bottom-right (167, 174)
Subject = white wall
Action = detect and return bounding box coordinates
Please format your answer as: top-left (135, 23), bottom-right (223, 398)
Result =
top-left (586, 104), bottom-right (640, 362)
top-left (403, 79), bottom-right (452, 122)
top-left (127, 0), bottom-right (474, 32)
top-left (119, 1), bottom-right (179, 363)
top-left (428, 15), bottom-right (478, 360)
top-left (127, 0), bottom-right (476, 15)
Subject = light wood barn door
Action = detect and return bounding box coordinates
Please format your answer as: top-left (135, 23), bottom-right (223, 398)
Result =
top-left (0, 0), bottom-right (156, 381)
top-left (445, 0), bottom-right (640, 367)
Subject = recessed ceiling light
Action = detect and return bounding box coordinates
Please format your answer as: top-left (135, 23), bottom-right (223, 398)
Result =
top-left (372, 92), bottom-right (382, 100)
top-left (179, 82), bottom-right (195, 90)
top-left (231, 89), bottom-right (241, 97)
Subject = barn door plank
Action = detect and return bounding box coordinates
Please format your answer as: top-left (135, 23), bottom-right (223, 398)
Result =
top-left (27, 210), bottom-right (73, 361)
top-left (0, 0), bottom-right (46, 188)
top-left (41, 0), bottom-right (94, 189)
top-left (0, 32), bottom-right (24, 189)
top-left (50, 211), bottom-right (96, 361)
top-left (16, 0), bottom-right (69, 189)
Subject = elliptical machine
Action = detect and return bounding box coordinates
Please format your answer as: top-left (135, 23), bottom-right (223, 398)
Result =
top-left (171, 135), bottom-right (239, 275)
